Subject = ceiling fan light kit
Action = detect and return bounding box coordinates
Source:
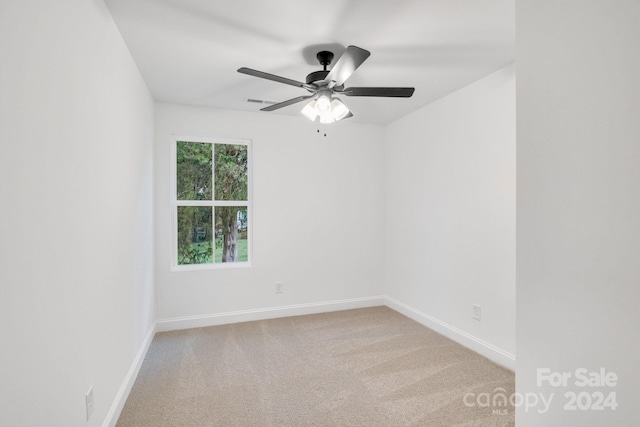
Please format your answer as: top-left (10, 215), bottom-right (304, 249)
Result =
top-left (238, 45), bottom-right (415, 124)
top-left (301, 89), bottom-right (350, 124)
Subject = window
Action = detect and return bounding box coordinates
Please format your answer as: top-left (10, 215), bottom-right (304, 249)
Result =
top-left (172, 136), bottom-right (251, 270)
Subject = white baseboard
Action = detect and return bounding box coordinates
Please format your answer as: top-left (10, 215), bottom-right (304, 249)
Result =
top-left (384, 296), bottom-right (515, 371)
top-left (102, 323), bottom-right (156, 427)
top-left (155, 295), bottom-right (387, 332)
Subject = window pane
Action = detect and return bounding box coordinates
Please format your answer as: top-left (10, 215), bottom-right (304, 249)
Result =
top-left (215, 206), bottom-right (248, 263)
top-left (214, 144), bottom-right (248, 201)
top-left (177, 206), bottom-right (213, 265)
top-left (177, 141), bottom-right (212, 200)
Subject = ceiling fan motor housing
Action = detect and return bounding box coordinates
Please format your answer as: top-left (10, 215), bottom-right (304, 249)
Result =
top-left (306, 70), bottom-right (329, 84)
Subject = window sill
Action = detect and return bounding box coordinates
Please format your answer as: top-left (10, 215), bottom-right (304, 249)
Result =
top-left (170, 262), bottom-right (252, 272)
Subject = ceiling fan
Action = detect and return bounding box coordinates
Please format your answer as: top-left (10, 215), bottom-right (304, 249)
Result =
top-left (237, 45), bottom-right (415, 124)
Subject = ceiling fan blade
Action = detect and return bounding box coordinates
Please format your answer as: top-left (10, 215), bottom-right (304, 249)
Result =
top-left (341, 87), bottom-right (415, 97)
top-left (325, 46), bottom-right (370, 88)
top-left (261, 95), bottom-right (314, 112)
top-left (238, 67), bottom-right (310, 89)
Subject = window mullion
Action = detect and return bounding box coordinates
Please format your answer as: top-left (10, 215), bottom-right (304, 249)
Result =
top-left (211, 142), bottom-right (216, 203)
top-left (176, 200), bottom-right (216, 207)
top-left (211, 143), bottom-right (216, 263)
top-left (212, 200), bottom-right (249, 207)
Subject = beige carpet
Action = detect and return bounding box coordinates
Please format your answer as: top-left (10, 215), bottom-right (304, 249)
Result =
top-left (117, 307), bottom-right (514, 426)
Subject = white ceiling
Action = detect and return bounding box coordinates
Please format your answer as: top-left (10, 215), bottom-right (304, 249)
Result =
top-left (105, 0), bottom-right (514, 125)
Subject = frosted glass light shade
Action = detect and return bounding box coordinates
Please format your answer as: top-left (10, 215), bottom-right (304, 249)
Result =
top-left (316, 94), bottom-right (332, 113)
top-left (331, 99), bottom-right (349, 121)
top-left (319, 111), bottom-right (336, 124)
top-left (301, 100), bottom-right (318, 121)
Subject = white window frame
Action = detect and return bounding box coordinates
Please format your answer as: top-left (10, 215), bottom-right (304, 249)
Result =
top-left (170, 134), bottom-right (252, 271)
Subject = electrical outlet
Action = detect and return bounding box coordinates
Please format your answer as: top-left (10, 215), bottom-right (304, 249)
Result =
top-left (275, 282), bottom-right (283, 294)
top-left (472, 304), bottom-right (481, 321)
top-left (86, 386), bottom-right (94, 421)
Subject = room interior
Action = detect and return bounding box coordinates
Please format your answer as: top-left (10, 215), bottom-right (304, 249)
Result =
top-left (1, 1), bottom-right (638, 426)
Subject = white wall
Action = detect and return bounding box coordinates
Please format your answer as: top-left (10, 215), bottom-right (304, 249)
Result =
top-left (154, 103), bottom-right (385, 325)
top-left (516, 1), bottom-right (640, 425)
top-left (0, 1), bottom-right (155, 426)
top-left (384, 65), bottom-right (516, 368)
